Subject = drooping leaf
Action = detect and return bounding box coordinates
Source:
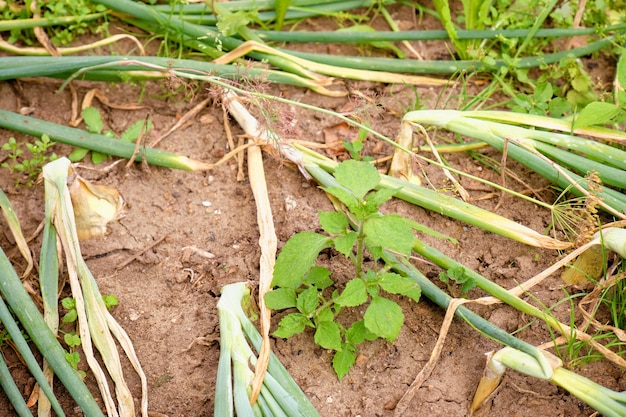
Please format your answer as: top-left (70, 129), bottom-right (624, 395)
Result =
top-left (333, 344), bottom-right (357, 380)
top-left (314, 320), bottom-right (342, 351)
top-left (264, 288), bottom-right (297, 310)
top-left (273, 313), bottom-right (311, 339)
top-left (379, 273), bottom-right (421, 303)
top-left (364, 296), bottom-right (403, 342)
top-left (335, 278), bottom-right (368, 307)
top-left (272, 232), bottom-right (331, 289)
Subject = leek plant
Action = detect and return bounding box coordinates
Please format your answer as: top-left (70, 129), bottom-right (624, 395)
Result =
top-left (215, 282), bottom-right (321, 417)
top-left (42, 157), bottom-right (148, 417)
top-left (402, 109), bottom-right (626, 216)
top-left (479, 347), bottom-right (626, 417)
top-left (0, 190), bottom-right (105, 417)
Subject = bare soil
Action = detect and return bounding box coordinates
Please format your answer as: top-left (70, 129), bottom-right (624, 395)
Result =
top-left (1, 5), bottom-right (624, 417)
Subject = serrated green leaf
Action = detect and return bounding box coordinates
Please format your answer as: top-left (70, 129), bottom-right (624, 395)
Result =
top-left (264, 288), bottom-right (297, 310)
top-left (333, 344), bottom-right (357, 380)
top-left (82, 107), bottom-right (103, 134)
top-left (379, 273), bottom-right (421, 303)
top-left (335, 278), bottom-right (367, 307)
top-left (548, 97), bottom-right (571, 117)
top-left (364, 296), bottom-right (403, 342)
top-left (334, 160), bottom-right (380, 200)
top-left (333, 231), bottom-right (357, 258)
top-left (573, 102), bottom-right (623, 129)
top-left (273, 232), bottom-right (331, 288)
top-left (314, 320), bottom-right (342, 351)
top-left (121, 119), bottom-right (151, 142)
top-left (303, 266), bottom-right (333, 290)
top-left (296, 286), bottom-right (319, 316)
top-left (273, 313), bottom-right (311, 338)
top-left (363, 214), bottom-right (415, 256)
top-left (319, 210), bottom-right (348, 235)
top-left (346, 320), bottom-right (377, 345)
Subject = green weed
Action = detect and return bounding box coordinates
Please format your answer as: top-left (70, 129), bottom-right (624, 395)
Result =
top-left (265, 160), bottom-right (422, 379)
top-left (1, 134), bottom-right (57, 186)
top-left (1, 0), bottom-right (107, 46)
top-left (60, 294), bottom-right (118, 376)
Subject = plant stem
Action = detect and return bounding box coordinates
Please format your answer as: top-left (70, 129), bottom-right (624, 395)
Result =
top-left (381, 249), bottom-right (555, 378)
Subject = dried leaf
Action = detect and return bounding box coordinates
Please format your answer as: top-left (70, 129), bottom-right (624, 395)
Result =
top-left (323, 122), bottom-right (358, 158)
top-left (561, 245), bottom-right (604, 285)
top-left (68, 170), bottom-right (123, 240)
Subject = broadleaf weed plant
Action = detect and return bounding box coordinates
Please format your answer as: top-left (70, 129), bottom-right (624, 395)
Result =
top-left (265, 159), bottom-right (422, 379)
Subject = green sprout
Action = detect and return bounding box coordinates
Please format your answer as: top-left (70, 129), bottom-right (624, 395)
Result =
top-left (1, 134), bottom-right (57, 186)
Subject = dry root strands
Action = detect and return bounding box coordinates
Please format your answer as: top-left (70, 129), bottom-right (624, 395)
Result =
top-left (42, 157), bottom-right (148, 417)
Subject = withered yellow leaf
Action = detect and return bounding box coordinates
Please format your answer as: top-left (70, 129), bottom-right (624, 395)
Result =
top-left (68, 172), bottom-right (123, 240)
top-left (561, 245), bottom-right (604, 286)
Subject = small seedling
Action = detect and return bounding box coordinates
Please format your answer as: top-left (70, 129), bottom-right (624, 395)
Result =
top-left (439, 265), bottom-right (475, 295)
top-left (265, 160), bottom-right (422, 379)
top-left (69, 107), bottom-right (151, 164)
top-left (342, 125), bottom-right (374, 162)
top-left (2, 134), bottom-right (57, 186)
top-left (60, 294), bottom-right (117, 376)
